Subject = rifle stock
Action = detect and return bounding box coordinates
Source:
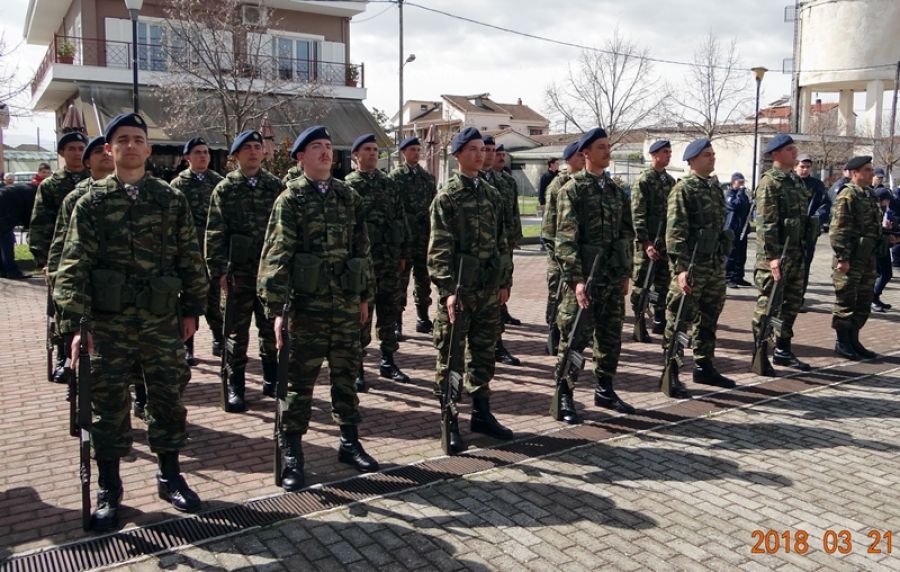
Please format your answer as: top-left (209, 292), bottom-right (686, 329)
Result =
top-left (633, 220), bottom-right (665, 342)
top-left (220, 262), bottom-right (234, 411)
top-left (273, 281), bottom-right (291, 486)
top-left (751, 237), bottom-right (790, 375)
top-left (46, 288), bottom-right (54, 382)
top-left (440, 259), bottom-right (465, 456)
top-left (76, 316), bottom-right (92, 531)
top-left (659, 243), bottom-right (698, 397)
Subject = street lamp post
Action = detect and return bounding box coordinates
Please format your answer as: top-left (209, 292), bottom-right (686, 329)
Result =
top-left (124, 0), bottom-right (144, 114)
top-left (398, 53), bottom-right (416, 146)
top-left (750, 66), bottom-right (768, 193)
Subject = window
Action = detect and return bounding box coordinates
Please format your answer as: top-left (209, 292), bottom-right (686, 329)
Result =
top-left (275, 36), bottom-right (316, 82)
top-left (529, 128), bottom-right (544, 136)
top-left (137, 21), bottom-right (167, 71)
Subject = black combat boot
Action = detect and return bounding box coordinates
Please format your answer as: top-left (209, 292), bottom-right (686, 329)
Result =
top-left (495, 339), bottom-right (521, 366)
top-left (52, 339), bottom-right (69, 384)
top-left (156, 452), bottom-right (201, 513)
top-left (501, 305), bottom-right (522, 326)
top-left (184, 336), bottom-right (197, 367)
top-left (772, 338), bottom-right (811, 371)
top-left (415, 304), bottom-right (433, 333)
top-left (692, 359), bottom-right (736, 388)
top-left (379, 352), bottom-right (410, 382)
top-left (594, 375), bottom-right (635, 414)
top-left (337, 425), bottom-right (379, 472)
top-left (470, 394), bottom-right (514, 440)
top-left (850, 327), bottom-right (877, 359)
top-left (261, 360), bottom-right (277, 398)
top-left (557, 387), bottom-right (580, 425)
top-left (91, 458), bottom-right (123, 532)
top-left (225, 369), bottom-right (247, 413)
top-left (547, 324), bottom-right (561, 356)
top-left (447, 413), bottom-right (467, 454)
top-left (651, 307), bottom-right (666, 335)
top-left (355, 365), bottom-right (367, 393)
top-left (834, 326), bottom-right (861, 360)
top-left (394, 317), bottom-right (405, 342)
top-left (280, 432), bottom-right (305, 492)
top-left (133, 383), bottom-right (147, 420)
top-left (211, 334), bottom-right (222, 358)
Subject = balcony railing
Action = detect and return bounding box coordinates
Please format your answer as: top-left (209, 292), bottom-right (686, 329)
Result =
top-left (32, 35), bottom-right (365, 96)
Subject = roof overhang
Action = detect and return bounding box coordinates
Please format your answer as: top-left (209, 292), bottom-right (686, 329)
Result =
top-left (266, 0), bottom-right (367, 18)
top-left (24, 0), bottom-right (73, 45)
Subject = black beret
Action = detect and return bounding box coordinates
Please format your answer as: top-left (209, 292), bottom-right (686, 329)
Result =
top-left (183, 137), bottom-right (207, 155)
top-left (399, 136), bottom-right (420, 150)
top-left (495, 144), bottom-right (506, 152)
top-left (103, 113), bottom-right (147, 141)
top-left (844, 156), bottom-right (872, 171)
top-left (683, 138), bottom-right (712, 161)
top-left (450, 127), bottom-right (483, 155)
top-left (481, 135), bottom-right (496, 146)
top-left (81, 136), bottom-right (106, 165)
top-left (562, 141), bottom-right (579, 161)
top-left (576, 127), bottom-right (608, 152)
top-left (765, 133), bottom-right (794, 154)
top-left (291, 125), bottom-right (330, 157)
top-left (648, 139), bottom-right (671, 154)
top-left (230, 130), bottom-right (263, 155)
top-left (351, 133), bottom-right (376, 153)
top-left (57, 131), bottom-right (89, 153)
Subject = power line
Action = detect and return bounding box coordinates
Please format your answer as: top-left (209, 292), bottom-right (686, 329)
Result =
top-left (352, 2), bottom-right (394, 23)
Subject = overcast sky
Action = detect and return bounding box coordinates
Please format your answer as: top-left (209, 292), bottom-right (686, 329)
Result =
top-left (0, 0), bottom-right (870, 146)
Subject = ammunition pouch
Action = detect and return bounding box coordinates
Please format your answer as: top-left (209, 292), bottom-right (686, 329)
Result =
top-left (148, 276), bottom-right (183, 315)
top-left (719, 229), bottom-right (735, 256)
top-left (856, 236), bottom-right (877, 260)
top-left (339, 257), bottom-right (368, 294)
top-left (695, 228), bottom-right (719, 256)
top-left (90, 270), bottom-right (181, 315)
top-left (91, 269), bottom-right (127, 313)
top-left (292, 253), bottom-right (324, 295)
top-left (228, 234), bottom-right (256, 267)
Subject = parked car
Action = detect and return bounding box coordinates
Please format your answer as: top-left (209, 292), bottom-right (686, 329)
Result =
top-left (13, 172), bottom-right (37, 184)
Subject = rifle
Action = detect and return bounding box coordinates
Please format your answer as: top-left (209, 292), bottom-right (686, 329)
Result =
top-left (550, 252), bottom-right (601, 421)
top-left (76, 315), bottom-right (92, 531)
top-left (751, 237), bottom-right (790, 376)
top-left (633, 220), bottom-right (665, 342)
top-left (273, 280), bottom-right (291, 486)
top-left (440, 259), bottom-right (466, 456)
top-left (546, 272), bottom-right (564, 356)
top-left (660, 243), bottom-right (699, 397)
top-left (46, 287), bottom-right (55, 382)
top-left (219, 260), bottom-right (234, 411)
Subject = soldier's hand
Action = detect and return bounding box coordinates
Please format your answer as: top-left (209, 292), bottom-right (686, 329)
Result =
top-left (181, 317), bottom-right (197, 342)
top-left (499, 288), bottom-right (510, 305)
top-left (447, 294), bottom-right (461, 323)
top-left (42, 266), bottom-right (50, 286)
top-left (769, 258), bottom-right (781, 282)
top-left (274, 315), bottom-right (284, 350)
top-left (70, 332), bottom-right (94, 370)
top-left (677, 271), bottom-right (692, 294)
top-left (644, 241), bottom-right (660, 261)
top-left (399, 259), bottom-right (407, 272)
top-left (575, 282), bottom-right (589, 309)
top-left (219, 274), bottom-right (230, 297)
top-left (836, 260), bottom-right (850, 274)
top-left (359, 302), bottom-right (369, 326)
top-left (622, 278), bottom-right (630, 295)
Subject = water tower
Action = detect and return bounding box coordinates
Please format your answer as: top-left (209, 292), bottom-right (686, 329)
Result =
top-left (792, 0), bottom-right (899, 137)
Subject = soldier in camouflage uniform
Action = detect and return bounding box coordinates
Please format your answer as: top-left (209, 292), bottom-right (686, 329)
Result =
top-left (630, 139), bottom-right (675, 343)
top-left (388, 136), bottom-right (437, 335)
top-left (494, 144), bottom-right (524, 325)
top-left (206, 130), bottom-right (284, 412)
top-left (282, 157), bottom-right (304, 185)
top-left (345, 133), bottom-right (410, 391)
top-left (53, 113), bottom-right (207, 531)
top-left (479, 137), bottom-right (521, 366)
top-left (169, 137), bottom-right (224, 365)
top-left (553, 128), bottom-right (635, 423)
top-left (30, 131), bottom-right (90, 382)
top-left (430, 127), bottom-right (514, 452)
top-left (829, 156), bottom-right (884, 360)
top-left (662, 138), bottom-right (735, 399)
top-left (258, 125), bottom-right (379, 490)
top-left (751, 134), bottom-right (812, 374)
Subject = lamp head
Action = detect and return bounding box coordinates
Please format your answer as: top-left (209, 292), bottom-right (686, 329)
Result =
top-left (751, 66), bottom-right (768, 82)
top-left (405, 54), bottom-right (416, 64)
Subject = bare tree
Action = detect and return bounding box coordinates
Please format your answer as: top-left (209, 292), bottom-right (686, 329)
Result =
top-left (0, 33), bottom-right (29, 113)
top-left (155, 0), bottom-right (338, 146)
top-left (668, 33), bottom-right (752, 139)
top-left (543, 28), bottom-right (662, 147)
top-left (804, 106), bottom-right (854, 181)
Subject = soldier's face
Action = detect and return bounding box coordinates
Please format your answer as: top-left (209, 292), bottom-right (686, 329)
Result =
top-left (107, 127), bottom-right (151, 170)
top-left (874, 175), bottom-right (884, 186)
top-left (455, 140), bottom-right (485, 175)
top-left (298, 139), bottom-right (333, 179)
top-left (796, 162), bottom-right (811, 178)
top-left (186, 145), bottom-right (211, 172)
top-left (690, 148), bottom-right (716, 176)
top-left (354, 142), bottom-right (379, 170)
top-left (567, 153), bottom-right (585, 173)
top-left (61, 142), bottom-right (86, 171)
top-left (87, 146), bottom-right (114, 175)
top-left (851, 164), bottom-right (875, 187)
top-left (494, 151), bottom-right (506, 170)
top-left (583, 138), bottom-right (611, 171)
top-left (401, 145), bottom-right (421, 164)
top-left (772, 144), bottom-right (798, 169)
top-left (482, 145), bottom-right (495, 169)
top-left (651, 147), bottom-right (671, 169)
top-left (235, 142), bottom-right (263, 170)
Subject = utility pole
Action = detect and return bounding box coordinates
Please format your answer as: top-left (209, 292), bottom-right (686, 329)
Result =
top-left (888, 60), bottom-right (899, 188)
top-left (397, 0), bottom-right (404, 153)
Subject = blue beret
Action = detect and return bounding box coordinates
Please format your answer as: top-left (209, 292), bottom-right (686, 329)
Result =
top-left (731, 172), bottom-right (745, 182)
top-left (183, 137), bottom-right (207, 155)
top-left (482, 135), bottom-right (496, 146)
top-left (103, 113), bottom-right (147, 141)
top-left (230, 130), bottom-right (263, 155)
top-left (57, 131), bottom-right (89, 153)
top-left (576, 127), bottom-right (608, 152)
top-left (291, 125), bottom-right (330, 157)
top-left (877, 187), bottom-right (892, 201)
top-left (844, 156), bottom-right (872, 171)
top-left (765, 133), bottom-right (794, 154)
top-left (874, 167), bottom-right (886, 177)
top-left (683, 138), bottom-right (712, 161)
top-left (351, 133), bottom-right (376, 153)
top-left (495, 144), bottom-right (505, 152)
top-left (81, 136), bottom-right (106, 164)
top-left (399, 136), bottom-right (421, 150)
top-left (648, 139), bottom-right (671, 154)
top-left (450, 127), bottom-right (483, 155)
top-left (562, 141), bottom-right (579, 161)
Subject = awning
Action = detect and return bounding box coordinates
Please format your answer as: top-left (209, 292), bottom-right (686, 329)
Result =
top-left (78, 85), bottom-right (389, 150)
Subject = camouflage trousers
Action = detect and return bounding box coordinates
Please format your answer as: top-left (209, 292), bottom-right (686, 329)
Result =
top-left (556, 280), bottom-right (626, 380)
top-left (203, 273), bottom-right (223, 343)
top-left (832, 255), bottom-right (877, 330)
top-left (433, 290), bottom-right (501, 397)
top-left (398, 243), bottom-right (432, 309)
top-left (89, 309), bottom-right (190, 458)
top-left (663, 262), bottom-right (726, 361)
top-left (225, 272), bottom-right (276, 370)
top-left (751, 255), bottom-right (805, 340)
top-left (630, 247), bottom-right (670, 315)
top-left (361, 257), bottom-right (402, 355)
top-left (546, 256), bottom-right (562, 324)
top-left (280, 295), bottom-right (362, 434)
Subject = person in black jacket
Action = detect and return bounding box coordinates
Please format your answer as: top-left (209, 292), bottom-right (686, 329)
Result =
top-left (0, 181), bottom-right (37, 279)
top-left (795, 154), bottom-right (830, 303)
top-left (724, 172), bottom-right (752, 287)
top-left (537, 158), bottom-right (558, 251)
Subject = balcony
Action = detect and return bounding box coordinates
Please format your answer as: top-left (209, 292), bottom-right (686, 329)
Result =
top-left (30, 35), bottom-right (366, 111)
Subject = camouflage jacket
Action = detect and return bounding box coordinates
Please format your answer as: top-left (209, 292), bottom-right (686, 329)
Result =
top-left (388, 162), bottom-right (436, 248)
top-left (257, 175), bottom-right (373, 314)
top-left (665, 173), bottom-right (728, 274)
top-left (555, 170), bottom-right (634, 285)
top-left (47, 177), bottom-right (98, 275)
top-left (754, 166), bottom-right (809, 264)
top-left (483, 169), bottom-right (523, 247)
top-left (282, 164), bottom-right (304, 184)
top-left (344, 169), bottom-right (409, 262)
top-left (541, 171), bottom-right (573, 259)
top-left (829, 182), bottom-right (883, 262)
top-left (52, 174), bottom-right (208, 333)
top-left (29, 167), bottom-right (90, 268)
top-left (631, 167), bottom-right (675, 247)
top-left (206, 168), bottom-right (284, 278)
top-left (169, 168), bottom-right (224, 235)
top-left (428, 172), bottom-right (511, 298)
